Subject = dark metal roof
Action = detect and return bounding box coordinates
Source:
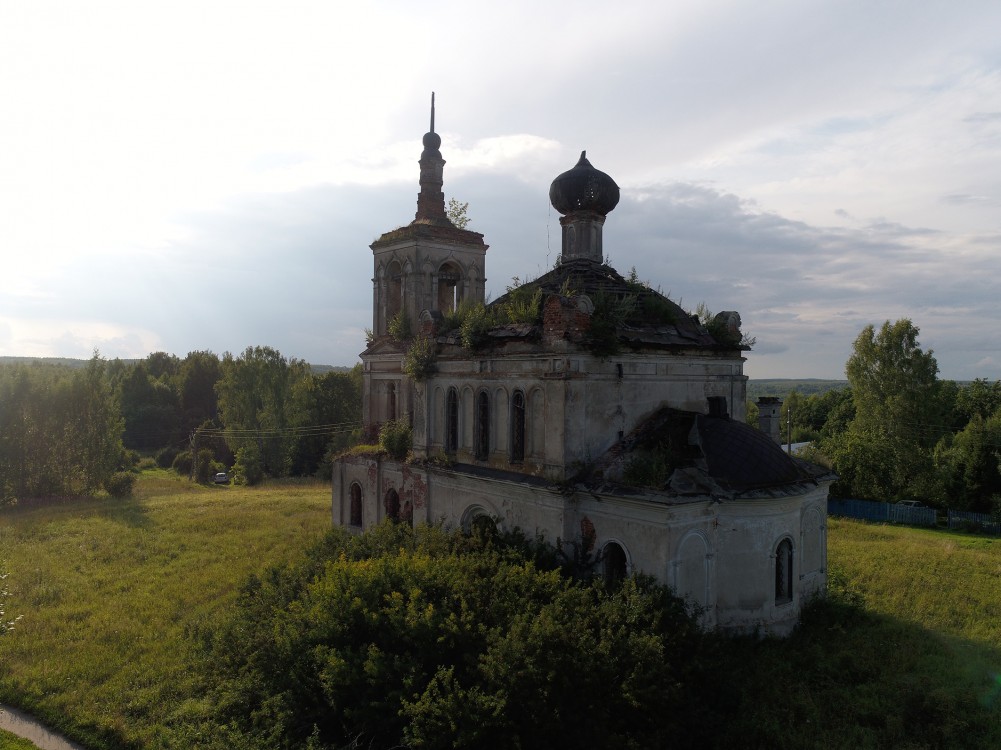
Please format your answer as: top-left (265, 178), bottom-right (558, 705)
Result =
top-left (549, 151), bottom-right (620, 216)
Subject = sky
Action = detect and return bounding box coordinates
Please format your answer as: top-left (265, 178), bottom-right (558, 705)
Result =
top-left (2, 0), bottom-right (1000, 380)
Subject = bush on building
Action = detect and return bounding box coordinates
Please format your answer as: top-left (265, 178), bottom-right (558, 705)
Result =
top-left (379, 418), bottom-right (412, 460)
top-left (388, 310), bottom-right (412, 342)
top-left (402, 334), bottom-right (436, 382)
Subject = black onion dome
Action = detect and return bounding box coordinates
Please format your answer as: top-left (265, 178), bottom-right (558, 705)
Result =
top-left (422, 130), bottom-right (442, 154)
top-left (549, 151), bottom-right (620, 216)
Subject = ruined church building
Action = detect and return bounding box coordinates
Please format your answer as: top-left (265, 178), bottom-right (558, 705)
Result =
top-left (333, 98), bottom-right (833, 635)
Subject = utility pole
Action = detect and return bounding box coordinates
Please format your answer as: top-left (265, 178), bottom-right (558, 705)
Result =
top-left (190, 430), bottom-right (197, 482)
top-left (787, 404), bottom-right (792, 455)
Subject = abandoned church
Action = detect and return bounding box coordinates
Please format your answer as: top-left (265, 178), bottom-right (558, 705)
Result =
top-left (332, 102), bottom-right (834, 635)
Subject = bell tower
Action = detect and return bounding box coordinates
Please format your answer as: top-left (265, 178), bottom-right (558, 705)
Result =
top-left (362, 95), bottom-right (489, 429)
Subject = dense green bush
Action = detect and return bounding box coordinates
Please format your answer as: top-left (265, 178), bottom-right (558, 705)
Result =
top-left (200, 523), bottom-right (713, 750)
top-left (171, 450), bottom-right (193, 477)
top-left (232, 443), bottom-right (265, 486)
top-left (379, 418), bottom-right (412, 460)
top-left (104, 471), bottom-right (137, 498)
top-left (155, 446), bottom-right (180, 469)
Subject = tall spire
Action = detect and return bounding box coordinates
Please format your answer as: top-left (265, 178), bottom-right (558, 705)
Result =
top-left (415, 92), bottom-right (449, 224)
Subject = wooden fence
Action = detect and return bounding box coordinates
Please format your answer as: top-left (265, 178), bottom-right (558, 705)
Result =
top-left (947, 509), bottom-right (1001, 535)
top-left (827, 498), bottom-right (937, 527)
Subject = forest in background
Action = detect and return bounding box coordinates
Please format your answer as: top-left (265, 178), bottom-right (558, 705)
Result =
top-left (4, 317), bottom-right (1001, 516)
top-left (0, 348), bottom-right (361, 503)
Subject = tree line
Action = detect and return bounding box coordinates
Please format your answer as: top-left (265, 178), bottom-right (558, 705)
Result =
top-left (759, 319), bottom-right (1001, 514)
top-left (0, 347), bottom-right (362, 502)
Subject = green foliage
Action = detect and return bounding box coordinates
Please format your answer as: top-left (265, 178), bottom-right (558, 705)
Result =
top-left (217, 346), bottom-right (313, 478)
top-left (388, 309), bottom-right (412, 342)
top-left (202, 523), bottom-right (708, 750)
top-left (1, 563), bottom-right (22, 636)
top-left (458, 302), bottom-right (495, 350)
top-left (171, 449), bottom-right (193, 477)
top-left (933, 411), bottom-right (1001, 512)
top-left (378, 418), bottom-right (412, 460)
top-left (823, 320), bottom-right (949, 502)
top-left (500, 281), bottom-right (543, 325)
top-left (446, 197), bottom-right (470, 229)
top-left (3, 480), bottom-right (1001, 748)
top-left (155, 446), bottom-right (180, 469)
top-left (0, 354), bottom-right (124, 499)
top-left (195, 449), bottom-right (221, 484)
top-left (622, 444), bottom-right (675, 488)
top-left (104, 471), bottom-right (137, 498)
top-left (403, 334), bottom-right (436, 382)
top-left (233, 443), bottom-right (265, 486)
top-left (586, 291), bottom-right (635, 359)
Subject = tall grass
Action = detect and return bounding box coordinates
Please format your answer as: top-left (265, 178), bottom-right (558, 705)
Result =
top-left (0, 470), bottom-right (330, 749)
top-left (2, 484), bottom-right (1001, 748)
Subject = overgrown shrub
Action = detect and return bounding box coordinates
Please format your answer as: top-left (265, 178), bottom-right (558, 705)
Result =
top-left (379, 418), bottom-right (412, 460)
top-left (200, 523), bottom-right (710, 750)
top-left (232, 443), bottom-right (265, 486)
top-left (155, 446), bottom-right (180, 469)
top-left (196, 448), bottom-right (219, 484)
top-left (403, 334), bottom-right (436, 381)
top-left (171, 451), bottom-right (193, 477)
top-left (388, 310), bottom-right (412, 342)
top-left (105, 471), bottom-right (137, 498)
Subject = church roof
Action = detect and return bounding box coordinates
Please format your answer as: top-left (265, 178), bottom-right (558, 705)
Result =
top-left (586, 407), bottom-right (828, 500)
top-left (485, 258), bottom-right (734, 351)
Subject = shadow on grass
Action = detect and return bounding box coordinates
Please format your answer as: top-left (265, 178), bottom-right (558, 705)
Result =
top-left (704, 589), bottom-right (1001, 750)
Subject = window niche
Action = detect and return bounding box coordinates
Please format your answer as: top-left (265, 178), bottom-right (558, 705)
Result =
top-left (510, 390), bottom-right (525, 463)
top-left (349, 483), bottom-right (363, 527)
top-left (775, 538), bottom-right (794, 605)
top-left (475, 390), bottom-right (490, 461)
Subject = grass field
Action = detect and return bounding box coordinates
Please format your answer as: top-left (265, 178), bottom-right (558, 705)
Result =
top-left (2, 474), bottom-right (1001, 748)
top-left (0, 470), bottom-right (331, 749)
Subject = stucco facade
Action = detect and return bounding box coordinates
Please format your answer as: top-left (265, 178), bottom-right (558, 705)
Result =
top-left (333, 103), bottom-right (833, 636)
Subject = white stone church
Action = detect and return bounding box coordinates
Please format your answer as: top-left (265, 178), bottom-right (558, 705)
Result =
top-left (333, 102), bottom-right (833, 635)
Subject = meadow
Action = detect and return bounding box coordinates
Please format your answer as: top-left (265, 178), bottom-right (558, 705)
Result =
top-left (2, 473), bottom-right (1001, 748)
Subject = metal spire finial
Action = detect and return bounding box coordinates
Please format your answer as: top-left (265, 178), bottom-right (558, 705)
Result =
top-left (430, 92), bottom-right (435, 133)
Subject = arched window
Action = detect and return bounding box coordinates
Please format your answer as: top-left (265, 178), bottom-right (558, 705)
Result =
top-left (437, 261), bottom-right (462, 313)
top-left (349, 483), bottom-right (363, 527)
top-left (387, 382), bottom-right (397, 421)
top-left (385, 488), bottom-right (401, 523)
top-left (386, 260), bottom-right (403, 327)
top-left (475, 390), bottom-right (490, 461)
top-left (775, 538), bottom-right (794, 605)
top-left (603, 542), bottom-right (628, 584)
top-left (445, 388), bottom-right (459, 453)
top-left (510, 390), bottom-right (525, 463)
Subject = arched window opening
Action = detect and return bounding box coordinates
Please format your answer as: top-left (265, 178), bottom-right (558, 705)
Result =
top-left (775, 538), bottom-right (794, 605)
top-left (445, 388), bottom-right (459, 453)
top-left (349, 483), bottom-right (363, 527)
top-left (438, 262), bottom-right (462, 313)
top-left (385, 488), bottom-right (401, 523)
top-left (402, 500), bottom-right (414, 527)
top-left (388, 382), bottom-right (397, 421)
top-left (475, 390), bottom-right (490, 461)
top-left (511, 390), bottom-right (525, 463)
top-left (603, 542), bottom-right (628, 585)
top-left (386, 260), bottom-right (403, 328)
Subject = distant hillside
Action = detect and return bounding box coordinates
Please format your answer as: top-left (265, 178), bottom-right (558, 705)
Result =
top-left (747, 379), bottom-right (849, 400)
top-left (1, 355), bottom-right (358, 374)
